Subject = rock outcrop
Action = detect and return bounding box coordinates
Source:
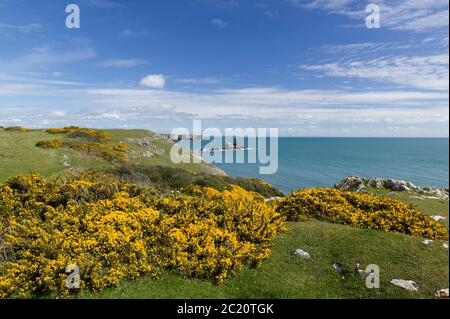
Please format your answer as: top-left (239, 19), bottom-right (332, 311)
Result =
top-left (335, 176), bottom-right (449, 200)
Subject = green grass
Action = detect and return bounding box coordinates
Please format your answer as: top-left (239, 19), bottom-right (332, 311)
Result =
top-left (82, 192), bottom-right (449, 299)
top-left (0, 129), bottom-right (217, 182)
top-left (2, 129), bottom-right (448, 299)
top-left (81, 218), bottom-right (449, 299)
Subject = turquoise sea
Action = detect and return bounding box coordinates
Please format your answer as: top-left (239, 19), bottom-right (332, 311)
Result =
top-left (183, 138), bottom-right (449, 194)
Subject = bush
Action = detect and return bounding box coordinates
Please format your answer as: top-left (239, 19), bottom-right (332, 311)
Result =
top-left (46, 127), bottom-right (112, 142)
top-left (4, 126), bottom-right (29, 132)
top-left (46, 128), bottom-right (69, 134)
top-left (36, 139), bottom-right (62, 149)
top-left (66, 128), bottom-right (112, 142)
top-left (65, 142), bottom-right (128, 164)
top-left (154, 186), bottom-right (286, 282)
top-left (275, 188), bottom-right (448, 240)
top-left (110, 164), bottom-right (284, 197)
top-left (0, 173), bottom-right (285, 298)
top-left (113, 144), bottom-right (129, 152)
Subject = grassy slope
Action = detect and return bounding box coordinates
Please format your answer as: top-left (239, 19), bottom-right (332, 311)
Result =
top-left (0, 129), bottom-right (215, 182)
top-left (1, 129), bottom-right (448, 298)
top-left (83, 195), bottom-right (449, 299)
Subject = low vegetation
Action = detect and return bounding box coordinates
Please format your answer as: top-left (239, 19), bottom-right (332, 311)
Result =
top-left (4, 126), bottom-right (29, 132)
top-left (0, 172), bottom-right (285, 298)
top-left (36, 139), bottom-right (62, 149)
top-left (65, 142), bottom-right (128, 164)
top-left (0, 127), bottom-right (448, 299)
top-left (46, 127), bottom-right (112, 142)
top-left (110, 164), bottom-right (284, 197)
top-left (275, 188), bottom-right (448, 240)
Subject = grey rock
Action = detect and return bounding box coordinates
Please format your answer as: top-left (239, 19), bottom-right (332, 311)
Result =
top-left (335, 176), bottom-right (448, 200)
top-left (334, 176), bottom-right (365, 192)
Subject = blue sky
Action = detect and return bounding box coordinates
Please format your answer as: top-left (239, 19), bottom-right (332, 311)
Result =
top-left (0, 0), bottom-right (448, 136)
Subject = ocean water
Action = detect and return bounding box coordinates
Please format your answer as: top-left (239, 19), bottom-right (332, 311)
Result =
top-left (181, 138), bottom-right (449, 194)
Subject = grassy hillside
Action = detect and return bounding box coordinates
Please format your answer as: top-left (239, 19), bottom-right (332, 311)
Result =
top-left (1, 128), bottom-right (448, 299)
top-left (82, 185), bottom-right (448, 299)
top-left (0, 129), bottom-right (217, 182)
top-left (82, 218), bottom-right (448, 299)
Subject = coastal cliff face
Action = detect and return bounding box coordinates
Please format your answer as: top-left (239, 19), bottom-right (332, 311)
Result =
top-left (335, 176), bottom-right (449, 200)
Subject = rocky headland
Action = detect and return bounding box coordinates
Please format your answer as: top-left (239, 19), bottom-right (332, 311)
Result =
top-left (335, 176), bottom-right (449, 200)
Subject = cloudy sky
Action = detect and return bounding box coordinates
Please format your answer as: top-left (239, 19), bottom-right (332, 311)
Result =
top-left (0, 0), bottom-right (448, 136)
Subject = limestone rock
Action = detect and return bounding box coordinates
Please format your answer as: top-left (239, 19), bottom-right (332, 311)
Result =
top-left (434, 288), bottom-right (449, 298)
top-left (293, 249), bottom-right (311, 259)
top-left (390, 279), bottom-right (419, 292)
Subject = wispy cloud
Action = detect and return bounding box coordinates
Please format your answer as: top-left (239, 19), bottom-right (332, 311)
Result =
top-left (118, 29), bottom-right (148, 39)
top-left (210, 18), bottom-right (228, 28)
top-left (0, 22), bottom-right (44, 36)
top-left (1, 79), bottom-right (448, 136)
top-left (288, 0), bottom-right (449, 32)
top-left (300, 54), bottom-right (449, 91)
top-left (85, 0), bottom-right (124, 9)
top-left (96, 59), bottom-right (149, 68)
top-left (0, 39), bottom-right (96, 72)
top-left (176, 77), bottom-right (223, 85)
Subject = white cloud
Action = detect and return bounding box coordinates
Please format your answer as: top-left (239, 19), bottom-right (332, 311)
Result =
top-left (300, 54), bottom-right (449, 91)
top-left (97, 59), bottom-right (149, 68)
top-left (86, 0), bottom-right (123, 9)
top-left (118, 29), bottom-right (148, 39)
top-left (1, 82), bottom-right (448, 136)
top-left (0, 22), bottom-right (44, 36)
top-left (210, 19), bottom-right (228, 28)
top-left (2, 47), bottom-right (96, 70)
top-left (289, 0), bottom-right (449, 32)
top-left (139, 74), bottom-right (166, 89)
top-left (176, 77), bottom-right (222, 85)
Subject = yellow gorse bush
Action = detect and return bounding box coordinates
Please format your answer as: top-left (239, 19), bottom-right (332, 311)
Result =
top-left (275, 188), bottom-right (448, 240)
top-left (4, 126), bottom-right (29, 132)
top-left (36, 139), bottom-right (62, 149)
top-left (46, 127), bottom-right (112, 142)
top-left (66, 142), bottom-right (129, 163)
top-left (0, 173), bottom-right (285, 298)
top-left (154, 186), bottom-right (286, 282)
top-left (113, 144), bottom-right (129, 152)
top-left (41, 127), bottom-right (127, 163)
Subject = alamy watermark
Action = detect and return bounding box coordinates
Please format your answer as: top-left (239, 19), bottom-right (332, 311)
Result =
top-left (169, 120), bottom-right (279, 175)
top-left (366, 4), bottom-right (381, 29)
top-left (365, 264), bottom-right (380, 289)
top-left (65, 4), bottom-right (80, 29)
top-left (66, 264), bottom-right (80, 289)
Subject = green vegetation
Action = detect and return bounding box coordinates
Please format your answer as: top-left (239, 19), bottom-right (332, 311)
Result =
top-left (3, 126), bottom-right (29, 132)
top-left (0, 129), bottom-right (219, 183)
top-left (82, 218), bottom-right (448, 299)
top-left (109, 164), bottom-right (283, 197)
top-left (275, 188), bottom-right (448, 240)
top-left (36, 139), bottom-right (62, 149)
top-left (0, 127), bottom-right (448, 299)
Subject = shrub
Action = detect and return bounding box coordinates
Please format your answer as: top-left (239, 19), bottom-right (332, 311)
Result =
top-left (154, 186), bottom-right (286, 282)
top-left (0, 173), bottom-right (285, 298)
top-left (46, 128), bottom-right (69, 134)
top-left (65, 142), bottom-right (128, 164)
top-left (46, 127), bottom-right (112, 142)
top-left (113, 144), bottom-right (129, 152)
top-left (110, 164), bottom-right (284, 197)
top-left (4, 126), bottom-right (29, 132)
top-left (36, 139), bottom-right (62, 149)
top-left (275, 188), bottom-right (448, 240)
top-left (66, 128), bottom-right (112, 142)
